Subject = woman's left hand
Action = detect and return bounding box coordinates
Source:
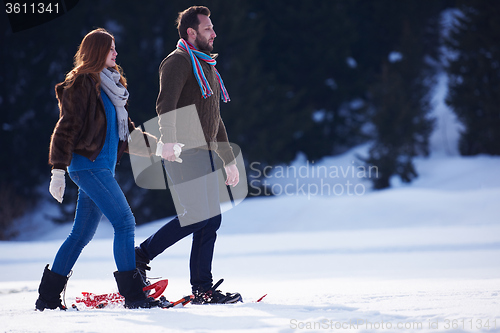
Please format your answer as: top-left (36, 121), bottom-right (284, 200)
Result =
top-left (49, 169), bottom-right (66, 203)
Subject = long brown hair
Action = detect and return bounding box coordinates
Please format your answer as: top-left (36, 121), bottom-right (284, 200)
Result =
top-left (56, 28), bottom-right (127, 93)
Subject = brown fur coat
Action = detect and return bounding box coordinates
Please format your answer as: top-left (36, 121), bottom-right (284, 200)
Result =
top-left (49, 74), bottom-right (156, 170)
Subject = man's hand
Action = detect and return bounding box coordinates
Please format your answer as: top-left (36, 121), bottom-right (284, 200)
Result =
top-left (224, 164), bottom-right (239, 187)
top-left (161, 142), bottom-right (177, 161)
top-left (159, 143), bottom-right (184, 163)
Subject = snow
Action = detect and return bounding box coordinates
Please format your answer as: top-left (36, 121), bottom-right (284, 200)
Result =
top-left (388, 51), bottom-right (403, 63)
top-left (2, 75), bottom-right (500, 332)
top-left (346, 57), bottom-right (358, 68)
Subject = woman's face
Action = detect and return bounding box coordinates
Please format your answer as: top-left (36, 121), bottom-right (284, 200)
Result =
top-left (105, 40), bottom-right (117, 69)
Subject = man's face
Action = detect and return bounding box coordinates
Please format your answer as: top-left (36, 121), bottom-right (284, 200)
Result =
top-left (194, 14), bottom-right (216, 52)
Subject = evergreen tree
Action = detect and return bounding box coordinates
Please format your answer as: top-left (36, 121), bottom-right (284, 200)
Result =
top-left (1, 4), bottom-right (86, 235)
top-left (360, 0), bottom-right (443, 189)
top-left (445, 0), bottom-right (500, 156)
top-left (249, 0), bottom-right (368, 163)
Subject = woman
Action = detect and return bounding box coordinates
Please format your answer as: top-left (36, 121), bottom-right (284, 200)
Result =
top-left (35, 28), bottom-right (158, 310)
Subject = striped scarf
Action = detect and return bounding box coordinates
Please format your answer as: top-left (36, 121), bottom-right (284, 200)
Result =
top-left (176, 39), bottom-right (230, 103)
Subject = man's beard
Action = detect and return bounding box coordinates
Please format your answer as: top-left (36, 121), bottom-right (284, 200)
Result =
top-left (195, 35), bottom-right (213, 52)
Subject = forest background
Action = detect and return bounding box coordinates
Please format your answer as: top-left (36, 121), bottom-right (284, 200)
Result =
top-left (1, 0), bottom-right (499, 239)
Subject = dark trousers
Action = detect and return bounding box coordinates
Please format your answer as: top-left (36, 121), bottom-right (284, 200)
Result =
top-left (139, 148), bottom-right (222, 291)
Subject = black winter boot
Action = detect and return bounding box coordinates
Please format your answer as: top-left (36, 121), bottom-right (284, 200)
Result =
top-left (35, 264), bottom-right (69, 311)
top-left (192, 279), bottom-right (242, 304)
top-left (113, 269), bottom-right (160, 309)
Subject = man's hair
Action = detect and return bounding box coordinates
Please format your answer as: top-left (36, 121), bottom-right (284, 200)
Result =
top-left (176, 6), bottom-right (211, 40)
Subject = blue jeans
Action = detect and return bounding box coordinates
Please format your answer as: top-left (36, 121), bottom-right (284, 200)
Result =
top-left (138, 149), bottom-right (222, 291)
top-left (51, 169), bottom-right (136, 276)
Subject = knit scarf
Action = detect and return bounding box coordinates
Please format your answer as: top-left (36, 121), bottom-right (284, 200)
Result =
top-left (99, 68), bottom-right (130, 141)
top-left (176, 39), bottom-right (230, 103)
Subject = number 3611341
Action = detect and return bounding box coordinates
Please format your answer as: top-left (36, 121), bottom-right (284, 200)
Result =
top-left (6, 2), bottom-right (60, 14)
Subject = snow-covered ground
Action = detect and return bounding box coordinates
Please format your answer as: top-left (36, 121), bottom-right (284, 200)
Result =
top-left (1, 73), bottom-right (500, 332)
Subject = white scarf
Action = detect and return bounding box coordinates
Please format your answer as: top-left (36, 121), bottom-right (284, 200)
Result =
top-left (99, 68), bottom-right (130, 141)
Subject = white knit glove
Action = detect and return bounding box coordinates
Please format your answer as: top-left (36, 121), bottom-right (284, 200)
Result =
top-left (49, 169), bottom-right (66, 203)
top-left (173, 143), bottom-right (184, 163)
top-left (155, 142), bottom-right (185, 163)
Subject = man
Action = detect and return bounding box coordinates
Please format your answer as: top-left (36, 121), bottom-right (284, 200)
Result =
top-left (135, 6), bottom-right (241, 304)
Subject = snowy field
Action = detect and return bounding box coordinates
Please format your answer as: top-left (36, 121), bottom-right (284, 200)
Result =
top-left (1, 74), bottom-right (500, 332)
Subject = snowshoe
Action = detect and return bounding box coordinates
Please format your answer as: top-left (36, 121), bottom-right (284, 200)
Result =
top-left (192, 279), bottom-right (242, 304)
